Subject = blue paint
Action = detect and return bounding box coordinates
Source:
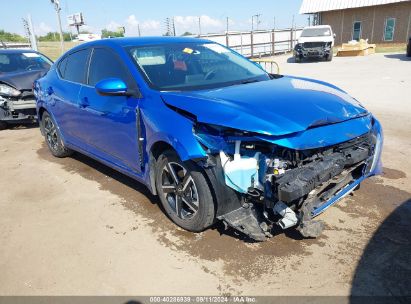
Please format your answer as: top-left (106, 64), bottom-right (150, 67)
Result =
top-left (34, 36), bottom-right (383, 216)
top-left (95, 78), bottom-right (128, 95)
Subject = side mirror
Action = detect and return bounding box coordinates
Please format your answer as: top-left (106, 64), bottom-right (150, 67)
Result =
top-left (333, 33), bottom-right (336, 38)
top-left (95, 78), bottom-right (128, 96)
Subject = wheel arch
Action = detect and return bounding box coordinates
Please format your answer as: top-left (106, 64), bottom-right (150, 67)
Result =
top-left (148, 140), bottom-right (178, 196)
top-left (37, 106), bottom-right (47, 135)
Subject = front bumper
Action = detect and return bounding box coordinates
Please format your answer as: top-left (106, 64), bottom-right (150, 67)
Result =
top-left (201, 118), bottom-right (383, 241)
top-left (0, 97), bottom-right (37, 123)
top-left (294, 44), bottom-right (332, 58)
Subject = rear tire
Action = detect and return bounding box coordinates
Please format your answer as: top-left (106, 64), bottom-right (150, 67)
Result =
top-left (155, 150), bottom-right (215, 232)
top-left (41, 111), bottom-right (73, 158)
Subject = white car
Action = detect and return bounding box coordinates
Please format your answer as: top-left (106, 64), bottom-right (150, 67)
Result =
top-left (294, 25), bottom-right (335, 62)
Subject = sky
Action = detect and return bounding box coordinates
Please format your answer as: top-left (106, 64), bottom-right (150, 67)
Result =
top-left (0, 0), bottom-right (308, 37)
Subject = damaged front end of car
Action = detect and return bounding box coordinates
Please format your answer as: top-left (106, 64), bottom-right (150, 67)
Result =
top-left (192, 116), bottom-right (383, 241)
top-left (0, 82), bottom-right (37, 126)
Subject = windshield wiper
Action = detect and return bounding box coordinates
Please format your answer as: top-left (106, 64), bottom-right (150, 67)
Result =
top-left (239, 79), bottom-right (260, 85)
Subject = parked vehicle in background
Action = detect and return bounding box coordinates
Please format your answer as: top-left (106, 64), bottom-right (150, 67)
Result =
top-left (74, 33), bottom-right (102, 42)
top-left (35, 37), bottom-right (383, 241)
top-left (294, 25), bottom-right (335, 62)
top-left (407, 37), bottom-right (411, 57)
top-left (0, 49), bottom-right (52, 129)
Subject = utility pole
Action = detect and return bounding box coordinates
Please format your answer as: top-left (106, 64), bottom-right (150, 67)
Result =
top-left (198, 16), bottom-right (202, 37)
top-left (172, 17), bottom-right (176, 36)
top-left (138, 24), bottom-right (141, 37)
top-left (252, 14), bottom-right (261, 31)
top-left (50, 0), bottom-right (64, 54)
top-left (225, 17), bottom-right (229, 47)
top-left (27, 14), bottom-right (38, 51)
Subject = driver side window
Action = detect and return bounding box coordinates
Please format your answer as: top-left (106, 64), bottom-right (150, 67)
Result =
top-left (88, 48), bottom-right (132, 87)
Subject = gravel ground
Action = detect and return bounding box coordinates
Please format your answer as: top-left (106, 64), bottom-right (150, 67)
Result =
top-left (0, 52), bottom-right (410, 298)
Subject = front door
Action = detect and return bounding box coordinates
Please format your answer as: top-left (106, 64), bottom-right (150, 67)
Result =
top-left (78, 47), bottom-right (142, 173)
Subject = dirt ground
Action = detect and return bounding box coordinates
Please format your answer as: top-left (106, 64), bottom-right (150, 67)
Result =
top-left (0, 52), bottom-right (410, 298)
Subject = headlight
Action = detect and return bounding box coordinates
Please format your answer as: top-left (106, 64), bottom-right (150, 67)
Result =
top-left (0, 84), bottom-right (21, 97)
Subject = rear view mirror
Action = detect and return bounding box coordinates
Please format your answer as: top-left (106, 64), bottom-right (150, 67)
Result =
top-left (95, 78), bottom-right (128, 96)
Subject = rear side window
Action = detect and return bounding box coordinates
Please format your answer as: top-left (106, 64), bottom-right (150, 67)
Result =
top-left (88, 48), bottom-right (132, 87)
top-left (59, 49), bottom-right (90, 83)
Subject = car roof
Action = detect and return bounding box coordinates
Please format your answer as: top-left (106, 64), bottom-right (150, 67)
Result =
top-left (68, 36), bottom-right (212, 53)
top-left (0, 49), bottom-right (38, 54)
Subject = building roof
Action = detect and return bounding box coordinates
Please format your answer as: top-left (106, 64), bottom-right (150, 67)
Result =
top-left (299, 0), bottom-right (411, 14)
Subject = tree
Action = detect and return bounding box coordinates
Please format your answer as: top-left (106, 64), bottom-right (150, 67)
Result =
top-left (0, 29), bottom-right (26, 42)
top-left (181, 32), bottom-right (194, 36)
top-left (38, 32), bottom-right (72, 42)
top-left (101, 29), bottom-right (124, 38)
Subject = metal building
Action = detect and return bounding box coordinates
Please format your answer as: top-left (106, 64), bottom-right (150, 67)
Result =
top-left (300, 0), bottom-right (411, 44)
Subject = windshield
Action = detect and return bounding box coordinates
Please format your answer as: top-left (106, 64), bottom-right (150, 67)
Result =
top-left (0, 52), bottom-right (52, 74)
top-left (301, 28), bottom-right (331, 37)
top-left (126, 42), bottom-right (270, 91)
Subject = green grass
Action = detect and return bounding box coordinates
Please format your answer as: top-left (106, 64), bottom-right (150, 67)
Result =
top-left (38, 41), bottom-right (82, 61)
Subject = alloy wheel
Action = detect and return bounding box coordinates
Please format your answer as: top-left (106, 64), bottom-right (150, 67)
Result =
top-left (43, 116), bottom-right (59, 152)
top-left (161, 161), bottom-right (199, 219)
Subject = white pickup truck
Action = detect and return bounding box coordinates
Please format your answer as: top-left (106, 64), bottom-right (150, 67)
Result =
top-left (294, 25), bottom-right (335, 62)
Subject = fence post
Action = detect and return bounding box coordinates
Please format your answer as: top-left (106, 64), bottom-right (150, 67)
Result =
top-left (271, 29), bottom-right (275, 56)
top-left (240, 32), bottom-right (243, 55)
top-left (251, 31), bottom-right (254, 57)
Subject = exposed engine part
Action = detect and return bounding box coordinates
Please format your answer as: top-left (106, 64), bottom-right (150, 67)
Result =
top-left (220, 140), bottom-right (259, 193)
top-left (273, 201), bottom-right (298, 229)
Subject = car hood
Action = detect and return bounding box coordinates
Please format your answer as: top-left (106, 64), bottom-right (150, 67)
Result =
top-left (298, 36), bottom-right (334, 44)
top-left (0, 69), bottom-right (47, 90)
top-left (161, 76), bottom-right (368, 137)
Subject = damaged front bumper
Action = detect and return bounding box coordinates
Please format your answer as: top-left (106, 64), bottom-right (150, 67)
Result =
top-left (0, 96), bottom-right (37, 124)
top-left (195, 116), bottom-right (383, 241)
top-left (294, 42), bottom-right (332, 58)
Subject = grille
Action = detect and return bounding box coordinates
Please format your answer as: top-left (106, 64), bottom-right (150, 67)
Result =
top-left (303, 42), bottom-right (325, 48)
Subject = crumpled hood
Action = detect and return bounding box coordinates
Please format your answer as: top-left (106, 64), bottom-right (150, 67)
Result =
top-left (0, 70), bottom-right (46, 91)
top-left (161, 76), bottom-right (368, 137)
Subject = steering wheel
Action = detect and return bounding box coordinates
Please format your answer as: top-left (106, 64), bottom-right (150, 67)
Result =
top-left (204, 69), bottom-right (217, 80)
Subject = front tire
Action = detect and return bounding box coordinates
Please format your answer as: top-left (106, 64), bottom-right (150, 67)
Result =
top-left (295, 55), bottom-right (302, 63)
top-left (326, 51), bottom-right (333, 61)
top-left (0, 121), bottom-right (7, 130)
top-left (155, 150), bottom-right (215, 232)
top-left (41, 111), bottom-right (73, 158)
top-left (407, 44), bottom-right (411, 57)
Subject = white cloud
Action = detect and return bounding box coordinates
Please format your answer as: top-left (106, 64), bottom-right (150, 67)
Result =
top-left (125, 14), bottom-right (160, 36)
top-left (174, 15), bottom-right (223, 34)
top-left (106, 21), bottom-right (121, 32)
top-left (103, 14), bottom-right (225, 37)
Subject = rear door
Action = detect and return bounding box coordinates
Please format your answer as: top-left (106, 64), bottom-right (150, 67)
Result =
top-left (77, 47), bottom-right (142, 172)
top-left (50, 48), bottom-right (91, 143)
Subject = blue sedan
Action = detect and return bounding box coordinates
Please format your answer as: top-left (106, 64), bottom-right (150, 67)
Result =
top-left (34, 37), bottom-right (382, 241)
